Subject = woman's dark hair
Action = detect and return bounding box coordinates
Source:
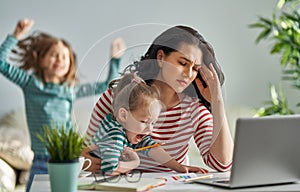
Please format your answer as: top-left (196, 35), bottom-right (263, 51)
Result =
top-left (123, 25), bottom-right (224, 110)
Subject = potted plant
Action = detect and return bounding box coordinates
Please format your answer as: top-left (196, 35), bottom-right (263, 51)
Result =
top-left (254, 83), bottom-right (295, 116)
top-left (249, 0), bottom-right (300, 116)
top-left (37, 124), bottom-right (85, 192)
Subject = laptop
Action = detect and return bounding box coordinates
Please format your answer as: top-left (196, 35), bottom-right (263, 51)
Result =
top-left (194, 115), bottom-right (300, 188)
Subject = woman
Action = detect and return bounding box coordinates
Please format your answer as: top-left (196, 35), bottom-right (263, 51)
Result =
top-left (82, 25), bottom-right (233, 172)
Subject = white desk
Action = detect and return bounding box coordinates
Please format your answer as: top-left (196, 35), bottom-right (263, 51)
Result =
top-left (30, 172), bottom-right (300, 192)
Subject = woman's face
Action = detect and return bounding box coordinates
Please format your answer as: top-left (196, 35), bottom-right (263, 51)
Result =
top-left (40, 41), bottom-right (71, 83)
top-left (156, 42), bottom-right (203, 93)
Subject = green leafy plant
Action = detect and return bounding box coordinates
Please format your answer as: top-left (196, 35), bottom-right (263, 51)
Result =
top-left (36, 124), bottom-right (85, 162)
top-left (254, 83), bottom-right (295, 116)
top-left (249, 0), bottom-right (300, 116)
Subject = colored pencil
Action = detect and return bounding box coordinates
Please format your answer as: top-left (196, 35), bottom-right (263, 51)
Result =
top-left (183, 174), bottom-right (213, 182)
top-left (134, 143), bottom-right (162, 152)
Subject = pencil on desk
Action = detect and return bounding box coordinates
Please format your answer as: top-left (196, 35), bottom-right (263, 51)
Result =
top-left (183, 174), bottom-right (213, 182)
top-left (134, 143), bottom-right (162, 152)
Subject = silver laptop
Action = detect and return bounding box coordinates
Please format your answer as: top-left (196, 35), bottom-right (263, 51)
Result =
top-left (194, 115), bottom-right (300, 188)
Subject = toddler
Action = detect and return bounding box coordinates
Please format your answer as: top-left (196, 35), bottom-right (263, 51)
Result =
top-left (89, 73), bottom-right (203, 175)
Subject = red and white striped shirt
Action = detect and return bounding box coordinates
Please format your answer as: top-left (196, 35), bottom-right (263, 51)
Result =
top-left (85, 89), bottom-right (231, 172)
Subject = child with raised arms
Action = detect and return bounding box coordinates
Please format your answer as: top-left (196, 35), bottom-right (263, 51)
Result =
top-left (0, 18), bottom-right (125, 191)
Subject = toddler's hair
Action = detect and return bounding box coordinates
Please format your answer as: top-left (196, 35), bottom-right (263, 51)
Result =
top-left (11, 31), bottom-right (77, 85)
top-left (109, 73), bottom-right (160, 117)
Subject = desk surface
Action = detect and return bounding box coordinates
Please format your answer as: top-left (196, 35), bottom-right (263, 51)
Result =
top-left (30, 172), bottom-right (300, 192)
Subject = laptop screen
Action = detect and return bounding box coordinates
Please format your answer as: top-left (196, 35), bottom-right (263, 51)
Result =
top-left (229, 115), bottom-right (300, 188)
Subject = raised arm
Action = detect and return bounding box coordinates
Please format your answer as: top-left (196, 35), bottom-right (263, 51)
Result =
top-left (0, 19), bottom-right (33, 87)
top-left (0, 19), bottom-right (33, 61)
top-left (74, 38), bottom-right (125, 98)
top-left (106, 38), bottom-right (126, 82)
top-left (13, 18), bottom-right (34, 40)
top-left (195, 63), bottom-right (233, 171)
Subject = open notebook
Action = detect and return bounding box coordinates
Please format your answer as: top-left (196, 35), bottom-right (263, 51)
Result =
top-left (78, 176), bottom-right (166, 192)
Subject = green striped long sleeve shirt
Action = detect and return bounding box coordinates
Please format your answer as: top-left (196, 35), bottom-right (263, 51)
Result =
top-left (0, 35), bottom-right (121, 155)
top-left (91, 114), bottom-right (157, 173)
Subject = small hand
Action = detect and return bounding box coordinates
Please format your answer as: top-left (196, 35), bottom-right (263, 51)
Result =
top-left (121, 147), bottom-right (139, 162)
top-left (111, 37), bottom-right (126, 59)
top-left (117, 147), bottom-right (140, 172)
top-left (13, 18), bottom-right (34, 40)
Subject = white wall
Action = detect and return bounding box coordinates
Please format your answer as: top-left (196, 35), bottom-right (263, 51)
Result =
top-left (1, 0), bottom-right (297, 118)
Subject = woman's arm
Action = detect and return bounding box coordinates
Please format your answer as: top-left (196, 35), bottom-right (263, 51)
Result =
top-left (195, 63), bottom-right (234, 170)
top-left (148, 146), bottom-right (207, 173)
top-left (81, 145), bottom-right (101, 172)
top-left (82, 145), bottom-right (140, 174)
top-left (84, 89), bottom-right (114, 145)
top-left (81, 90), bottom-right (113, 172)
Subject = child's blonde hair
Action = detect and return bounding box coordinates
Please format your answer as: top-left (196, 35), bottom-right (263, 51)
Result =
top-left (109, 72), bottom-right (160, 117)
top-left (12, 31), bottom-right (77, 85)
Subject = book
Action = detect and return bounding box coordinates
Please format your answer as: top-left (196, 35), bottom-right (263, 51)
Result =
top-left (78, 176), bottom-right (166, 192)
